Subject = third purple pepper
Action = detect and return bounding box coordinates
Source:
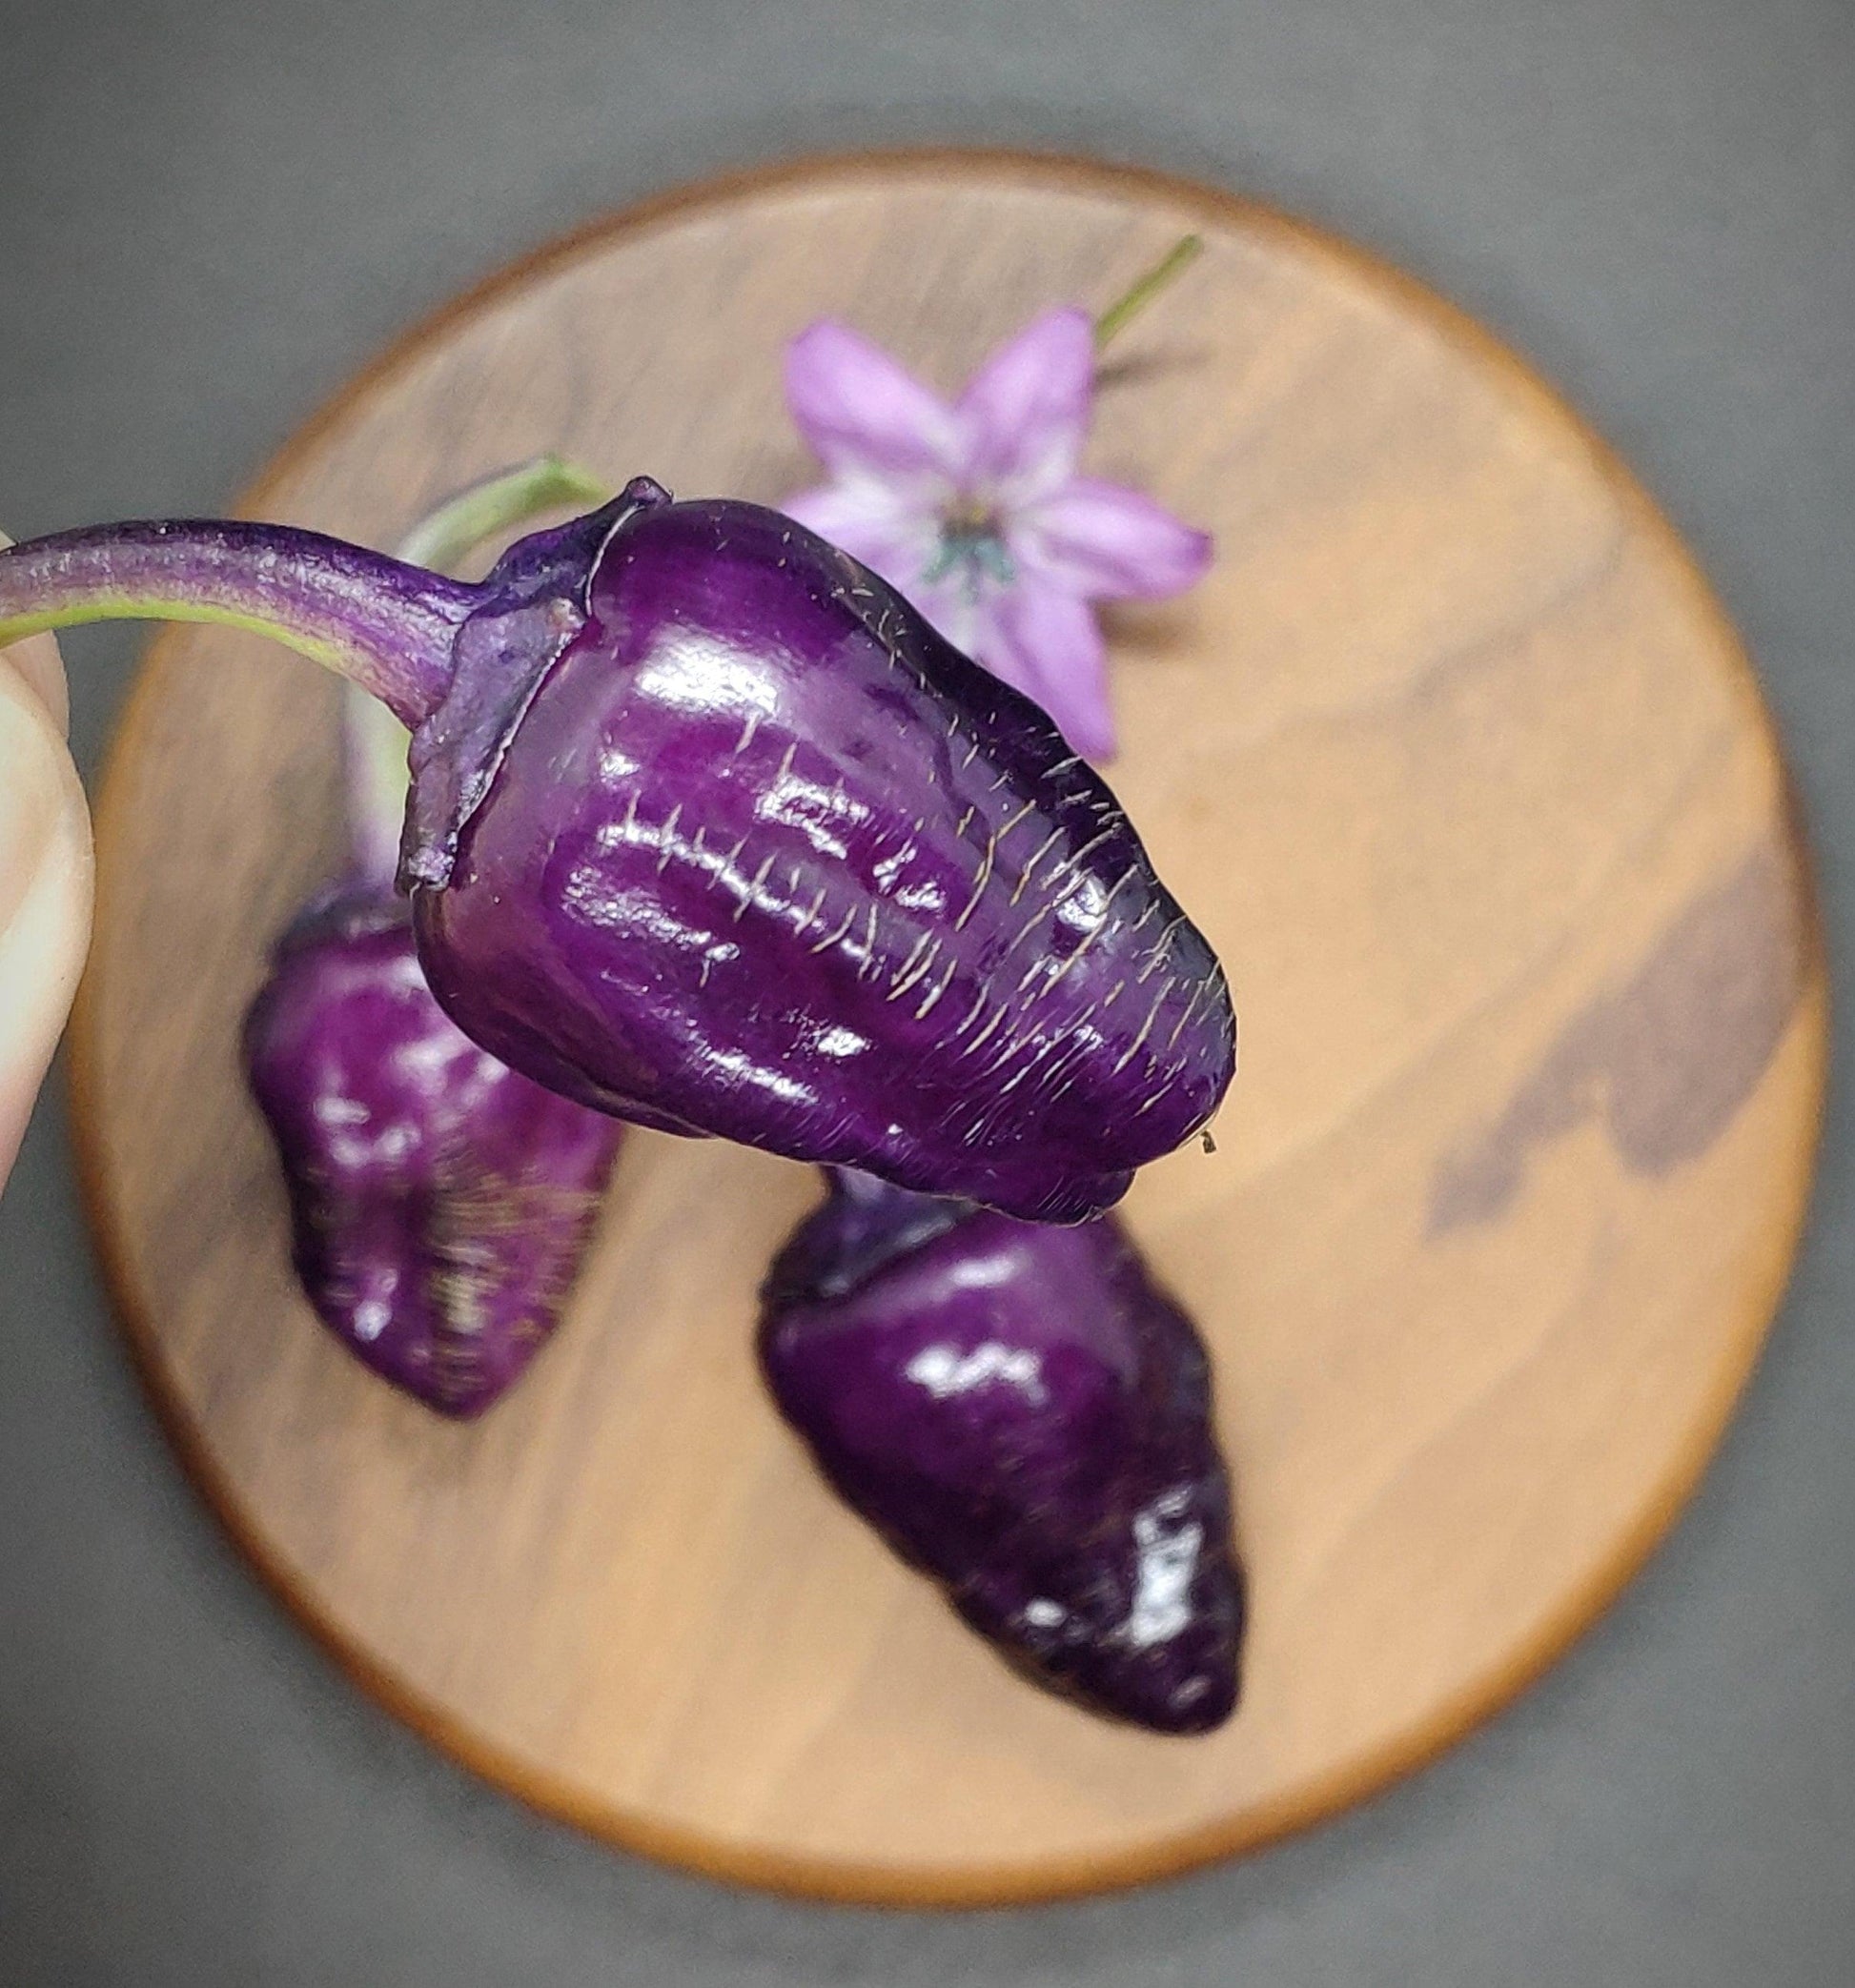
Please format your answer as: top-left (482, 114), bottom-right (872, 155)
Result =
top-left (0, 482), bottom-right (1236, 1221)
top-left (760, 1168), bottom-right (1246, 1733)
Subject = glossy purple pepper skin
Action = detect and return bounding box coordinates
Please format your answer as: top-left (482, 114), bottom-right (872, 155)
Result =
top-left (408, 482), bottom-right (1234, 1224)
top-left (758, 1170), bottom-right (1245, 1732)
top-left (243, 882), bottom-right (622, 1416)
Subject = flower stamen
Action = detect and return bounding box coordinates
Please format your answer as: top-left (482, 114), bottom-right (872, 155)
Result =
top-left (924, 497), bottom-right (1016, 597)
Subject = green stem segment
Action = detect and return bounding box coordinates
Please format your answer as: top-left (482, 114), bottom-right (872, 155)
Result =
top-left (1093, 234), bottom-right (1205, 352)
top-left (345, 456), bottom-right (608, 882)
top-left (392, 455), bottom-right (607, 576)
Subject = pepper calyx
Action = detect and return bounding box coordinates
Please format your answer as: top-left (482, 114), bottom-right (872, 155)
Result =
top-left (399, 477), bottom-right (671, 890)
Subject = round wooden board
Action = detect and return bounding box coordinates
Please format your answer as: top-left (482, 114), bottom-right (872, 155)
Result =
top-left (71, 152), bottom-right (1826, 1907)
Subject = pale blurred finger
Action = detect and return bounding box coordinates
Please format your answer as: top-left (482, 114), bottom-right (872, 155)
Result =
top-left (0, 615), bottom-right (92, 1189)
top-left (0, 530), bottom-right (71, 733)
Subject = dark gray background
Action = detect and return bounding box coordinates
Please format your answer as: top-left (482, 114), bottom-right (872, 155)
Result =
top-left (2, 0), bottom-right (1851, 1980)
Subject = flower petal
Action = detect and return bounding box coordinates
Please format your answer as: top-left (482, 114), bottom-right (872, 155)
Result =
top-left (785, 321), bottom-right (965, 483)
top-left (783, 480), bottom-right (941, 594)
top-left (887, 568), bottom-right (978, 659)
top-left (975, 575), bottom-right (1116, 762)
top-left (956, 308), bottom-right (1096, 500)
top-left (1013, 477), bottom-right (1213, 601)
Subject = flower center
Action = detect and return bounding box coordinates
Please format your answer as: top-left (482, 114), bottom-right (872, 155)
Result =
top-left (923, 496), bottom-right (1015, 597)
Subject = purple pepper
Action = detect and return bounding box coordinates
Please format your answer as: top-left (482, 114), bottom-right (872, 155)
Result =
top-left (0, 481), bottom-right (1235, 1221)
top-left (759, 1169), bottom-right (1245, 1732)
top-left (244, 882), bottom-right (621, 1417)
top-left (240, 459), bottom-right (623, 1417)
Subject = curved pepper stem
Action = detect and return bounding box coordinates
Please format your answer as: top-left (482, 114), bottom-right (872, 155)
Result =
top-left (0, 519), bottom-right (480, 727)
top-left (345, 456), bottom-right (610, 883)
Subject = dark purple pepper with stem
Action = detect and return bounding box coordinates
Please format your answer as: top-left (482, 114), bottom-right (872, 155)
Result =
top-left (759, 1168), bottom-right (1245, 1732)
top-left (242, 460), bottom-right (624, 1417)
top-left (0, 479), bottom-right (1235, 1221)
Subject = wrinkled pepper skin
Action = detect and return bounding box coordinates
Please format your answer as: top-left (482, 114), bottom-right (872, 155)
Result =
top-left (409, 486), bottom-right (1234, 1224)
top-left (758, 1171), bottom-right (1245, 1732)
top-left (243, 882), bottom-right (622, 1417)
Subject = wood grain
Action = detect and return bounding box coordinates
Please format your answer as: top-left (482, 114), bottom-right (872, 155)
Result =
top-left (69, 152), bottom-right (1826, 1906)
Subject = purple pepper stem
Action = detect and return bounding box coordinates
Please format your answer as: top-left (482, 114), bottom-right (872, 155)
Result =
top-left (0, 520), bottom-right (479, 727)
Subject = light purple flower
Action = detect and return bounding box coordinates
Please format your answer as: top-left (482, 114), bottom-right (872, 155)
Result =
top-left (783, 307), bottom-right (1212, 762)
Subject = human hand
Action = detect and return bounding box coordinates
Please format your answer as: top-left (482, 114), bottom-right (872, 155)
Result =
top-left (0, 532), bottom-right (93, 1190)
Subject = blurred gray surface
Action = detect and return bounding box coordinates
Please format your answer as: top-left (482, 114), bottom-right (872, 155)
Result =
top-left (2, 0), bottom-right (1852, 1980)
